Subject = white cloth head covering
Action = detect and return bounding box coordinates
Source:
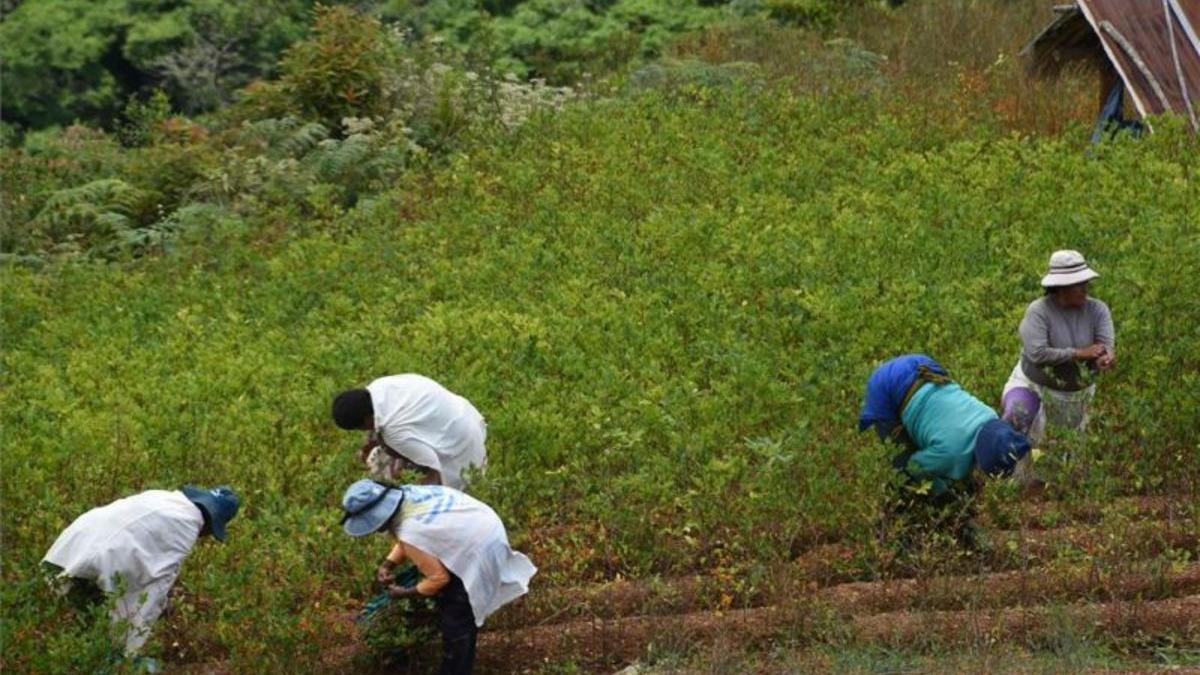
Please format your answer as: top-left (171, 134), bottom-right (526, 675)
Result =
top-left (42, 490), bottom-right (205, 654)
top-left (366, 374), bottom-right (487, 490)
top-left (389, 485), bottom-right (535, 627)
top-left (1041, 250), bottom-right (1099, 287)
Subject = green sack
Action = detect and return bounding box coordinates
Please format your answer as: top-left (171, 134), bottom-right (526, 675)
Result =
top-left (357, 564), bottom-right (438, 658)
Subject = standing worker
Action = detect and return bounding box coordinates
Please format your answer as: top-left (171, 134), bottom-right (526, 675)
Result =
top-left (42, 485), bottom-right (240, 657)
top-left (332, 374), bottom-right (487, 490)
top-left (1000, 250), bottom-right (1115, 444)
top-left (340, 479), bottom-right (536, 675)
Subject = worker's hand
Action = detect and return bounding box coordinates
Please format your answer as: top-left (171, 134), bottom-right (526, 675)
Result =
top-left (1097, 350), bottom-right (1116, 371)
top-left (1074, 343), bottom-right (1106, 361)
top-left (376, 563), bottom-right (395, 586)
top-left (360, 432), bottom-right (380, 463)
top-left (387, 584), bottom-right (419, 599)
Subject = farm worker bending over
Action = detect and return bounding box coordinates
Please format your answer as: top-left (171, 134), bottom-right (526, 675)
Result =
top-left (332, 374), bottom-right (487, 490)
top-left (42, 485), bottom-right (240, 656)
top-left (340, 479), bottom-right (536, 675)
top-left (859, 354), bottom-right (1031, 495)
top-left (1001, 250), bottom-right (1115, 445)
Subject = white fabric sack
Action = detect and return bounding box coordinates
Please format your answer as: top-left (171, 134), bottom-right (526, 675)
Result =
top-left (367, 374), bottom-right (487, 490)
top-left (43, 490), bottom-right (204, 654)
top-left (389, 485), bottom-right (536, 626)
top-left (1003, 361), bottom-right (1095, 445)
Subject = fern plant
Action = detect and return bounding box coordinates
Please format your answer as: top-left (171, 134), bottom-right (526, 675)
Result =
top-left (238, 117), bottom-right (329, 160)
top-left (33, 179), bottom-right (148, 248)
top-left (302, 132), bottom-right (409, 208)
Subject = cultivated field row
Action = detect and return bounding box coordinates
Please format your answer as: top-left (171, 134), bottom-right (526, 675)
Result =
top-left (176, 497), bottom-right (1197, 674)
top-left (463, 501), bottom-right (1198, 672)
top-left (478, 595), bottom-right (1200, 670)
top-left (496, 502), bottom-right (1198, 628)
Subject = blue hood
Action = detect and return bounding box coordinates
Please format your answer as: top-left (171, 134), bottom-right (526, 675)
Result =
top-left (858, 354), bottom-right (947, 438)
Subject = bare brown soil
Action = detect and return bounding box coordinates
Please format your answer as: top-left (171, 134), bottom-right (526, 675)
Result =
top-left (818, 562), bottom-right (1200, 615)
top-left (178, 501), bottom-right (1199, 674)
top-left (983, 495), bottom-right (1189, 530)
top-left (476, 595), bottom-right (1200, 670)
top-left (472, 509), bottom-right (1199, 672)
top-left (492, 516), bottom-right (1199, 628)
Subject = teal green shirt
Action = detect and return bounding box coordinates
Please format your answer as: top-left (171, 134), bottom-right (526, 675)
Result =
top-left (900, 382), bottom-right (998, 493)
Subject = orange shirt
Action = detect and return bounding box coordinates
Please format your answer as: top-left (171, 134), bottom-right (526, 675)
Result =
top-left (386, 541), bottom-right (450, 596)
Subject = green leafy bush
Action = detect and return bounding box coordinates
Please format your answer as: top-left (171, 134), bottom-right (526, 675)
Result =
top-left (379, 0), bottom-right (873, 84)
top-left (117, 91), bottom-right (174, 148)
top-left (2, 2), bottom-right (1198, 671)
top-left (4, 78), bottom-right (1198, 669)
top-left (2, 5), bottom-right (584, 259)
top-left (274, 6), bottom-right (398, 129)
top-left (761, 0), bottom-right (843, 27)
top-left (358, 571), bottom-right (439, 660)
top-left (0, 0), bottom-right (131, 129)
top-left (1, 126), bottom-right (127, 254)
top-left (492, 0), bottom-right (721, 82)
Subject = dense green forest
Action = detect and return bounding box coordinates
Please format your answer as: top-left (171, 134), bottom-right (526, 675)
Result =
top-left (3, 1), bottom-right (1197, 672)
top-left (0, 0), bottom-right (1104, 260)
top-left (1, 0), bottom-right (879, 132)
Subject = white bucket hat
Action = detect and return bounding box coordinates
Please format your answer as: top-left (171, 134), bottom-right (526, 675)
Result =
top-left (1041, 249), bottom-right (1099, 288)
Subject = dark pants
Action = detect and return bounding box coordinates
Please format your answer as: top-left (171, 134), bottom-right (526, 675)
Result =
top-left (437, 574), bottom-right (477, 675)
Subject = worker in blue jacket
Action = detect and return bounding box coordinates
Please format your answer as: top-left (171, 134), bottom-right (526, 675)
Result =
top-left (859, 354), bottom-right (1031, 496)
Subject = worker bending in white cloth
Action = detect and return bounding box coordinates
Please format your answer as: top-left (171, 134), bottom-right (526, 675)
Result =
top-left (42, 485), bottom-right (240, 656)
top-left (341, 479), bottom-right (536, 675)
top-left (332, 374), bottom-right (487, 491)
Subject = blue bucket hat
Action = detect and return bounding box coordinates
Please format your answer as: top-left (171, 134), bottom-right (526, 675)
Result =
top-left (974, 420), bottom-right (1032, 477)
top-left (341, 479), bottom-right (404, 537)
top-left (182, 485), bottom-right (240, 542)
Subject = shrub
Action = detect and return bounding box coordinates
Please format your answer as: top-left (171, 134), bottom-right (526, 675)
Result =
top-left (2, 4), bottom-right (1198, 671)
top-left (0, 0), bottom-right (316, 130)
top-left (31, 179), bottom-right (151, 254)
top-left (276, 6), bottom-right (397, 130)
top-left (117, 90), bottom-right (174, 148)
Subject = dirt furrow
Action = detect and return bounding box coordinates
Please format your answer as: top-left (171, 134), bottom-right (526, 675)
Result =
top-left (819, 561), bottom-right (1200, 615)
top-left (492, 518), bottom-right (1198, 628)
top-left (478, 595), bottom-right (1200, 672)
top-left (990, 494), bottom-right (1189, 530)
top-left (173, 514), bottom-right (1197, 674)
top-left (852, 594), bottom-right (1200, 646)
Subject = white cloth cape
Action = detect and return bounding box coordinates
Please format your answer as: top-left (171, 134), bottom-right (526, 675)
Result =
top-left (389, 485), bottom-right (535, 626)
top-left (367, 374), bottom-right (487, 490)
top-left (43, 490), bottom-right (204, 654)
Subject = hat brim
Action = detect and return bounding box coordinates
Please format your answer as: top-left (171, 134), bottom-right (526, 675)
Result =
top-left (974, 420), bottom-right (1031, 477)
top-left (182, 486), bottom-right (232, 541)
top-left (1041, 268), bottom-right (1098, 288)
top-left (342, 488), bottom-right (403, 537)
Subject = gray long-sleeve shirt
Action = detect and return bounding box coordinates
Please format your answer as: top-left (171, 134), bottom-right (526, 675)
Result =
top-left (1018, 296), bottom-right (1115, 391)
